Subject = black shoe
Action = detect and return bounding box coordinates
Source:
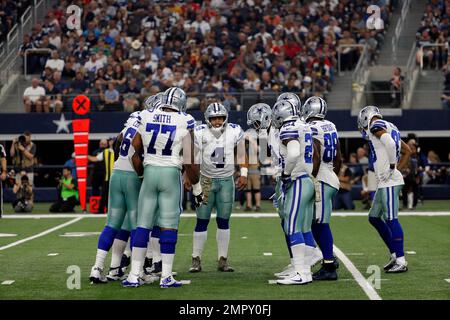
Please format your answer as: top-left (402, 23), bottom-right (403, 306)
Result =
top-left (244, 207), bottom-right (252, 212)
top-left (120, 254), bottom-right (130, 271)
top-left (150, 260), bottom-right (162, 275)
top-left (313, 262), bottom-right (338, 281)
top-left (143, 257), bottom-right (153, 274)
top-left (218, 256), bottom-right (234, 272)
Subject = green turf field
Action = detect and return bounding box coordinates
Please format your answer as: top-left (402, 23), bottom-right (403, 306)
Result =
top-left (1, 200), bottom-right (450, 300)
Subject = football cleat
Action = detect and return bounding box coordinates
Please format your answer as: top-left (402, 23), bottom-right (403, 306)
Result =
top-left (385, 262), bottom-right (408, 273)
top-left (383, 254), bottom-right (397, 271)
top-left (120, 254), bottom-right (130, 273)
top-left (106, 267), bottom-right (127, 281)
top-left (274, 264), bottom-right (295, 278)
top-left (313, 261), bottom-right (338, 281)
top-left (143, 257), bottom-right (153, 274)
top-left (149, 260), bottom-right (162, 275)
top-left (160, 275), bottom-right (182, 288)
top-left (277, 272), bottom-right (312, 285)
top-left (141, 273), bottom-right (159, 284)
top-left (122, 274), bottom-right (144, 288)
top-left (189, 256), bottom-right (202, 273)
top-left (218, 256), bottom-right (234, 272)
top-left (89, 266), bottom-right (108, 284)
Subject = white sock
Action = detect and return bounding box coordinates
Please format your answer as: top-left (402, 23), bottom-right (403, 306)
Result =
top-left (110, 239), bottom-right (127, 269)
top-left (192, 231), bottom-right (207, 258)
top-left (94, 249), bottom-right (108, 269)
top-left (130, 247), bottom-right (146, 277)
top-left (216, 228), bottom-right (230, 259)
top-left (146, 240), bottom-right (153, 259)
top-left (407, 192), bottom-right (413, 209)
top-left (396, 256), bottom-right (407, 265)
top-left (304, 245), bottom-right (315, 266)
top-left (151, 237), bottom-right (161, 263)
top-left (123, 239), bottom-right (131, 257)
top-left (290, 244), bottom-right (310, 275)
top-left (161, 253), bottom-right (174, 278)
top-left (290, 258), bottom-right (294, 267)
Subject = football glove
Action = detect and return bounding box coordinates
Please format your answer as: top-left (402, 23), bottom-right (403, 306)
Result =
top-left (193, 192), bottom-right (204, 208)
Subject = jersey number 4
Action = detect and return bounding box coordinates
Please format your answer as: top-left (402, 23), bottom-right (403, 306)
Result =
top-left (146, 123), bottom-right (176, 156)
top-left (211, 147), bottom-right (225, 168)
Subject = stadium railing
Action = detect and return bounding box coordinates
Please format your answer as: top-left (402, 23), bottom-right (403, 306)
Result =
top-left (418, 43), bottom-right (448, 71)
top-left (391, 0), bottom-right (411, 62)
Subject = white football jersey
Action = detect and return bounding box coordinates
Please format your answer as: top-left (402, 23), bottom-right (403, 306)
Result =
top-left (366, 119), bottom-right (404, 188)
top-left (138, 108), bottom-right (195, 169)
top-left (267, 127), bottom-right (282, 177)
top-left (309, 119), bottom-right (340, 190)
top-left (194, 123), bottom-right (244, 178)
top-left (279, 119), bottom-right (313, 179)
top-left (114, 117), bottom-right (141, 172)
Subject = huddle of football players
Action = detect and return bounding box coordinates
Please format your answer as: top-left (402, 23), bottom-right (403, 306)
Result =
top-left (89, 86), bottom-right (410, 288)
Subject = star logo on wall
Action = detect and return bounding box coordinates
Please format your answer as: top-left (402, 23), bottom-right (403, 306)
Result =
top-left (53, 114), bottom-right (72, 133)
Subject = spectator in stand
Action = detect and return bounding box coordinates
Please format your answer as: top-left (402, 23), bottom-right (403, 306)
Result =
top-left (102, 81), bottom-right (121, 111)
top-left (357, 147), bottom-right (369, 164)
top-left (390, 67), bottom-right (404, 108)
top-left (23, 78), bottom-right (45, 113)
top-left (45, 50), bottom-right (64, 72)
top-left (43, 79), bottom-right (63, 113)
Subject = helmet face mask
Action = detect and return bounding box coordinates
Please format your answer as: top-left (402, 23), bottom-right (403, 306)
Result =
top-left (205, 102), bottom-right (228, 134)
top-left (247, 103), bottom-right (272, 131)
top-left (277, 92), bottom-right (302, 115)
top-left (271, 100), bottom-right (298, 129)
top-left (302, 96), bottom-right (327, 121)
top-left (161, 87), bottom-right (187, 112)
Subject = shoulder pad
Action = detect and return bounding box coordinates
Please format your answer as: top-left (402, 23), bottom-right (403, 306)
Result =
top-left (370, 120), bottom-right (387, 134)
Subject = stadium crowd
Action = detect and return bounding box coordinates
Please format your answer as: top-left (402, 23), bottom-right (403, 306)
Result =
top-left (0, 0), bottom-right (31, 43)
top-left (20, 0), bottom-right (391, 113)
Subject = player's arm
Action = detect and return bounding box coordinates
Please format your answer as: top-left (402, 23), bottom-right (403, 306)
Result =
top-left (113, 133), bottom-right (123, 162)
top-left (333, 139), bottom-right (342, 175)
top-left (234, 139), bottom-right (248, 191)
top-left (372, 127), bottom-right (397, 169)
top-left (131, 132), bottom-right (144, 177)
top-left (0, 147), bottom-right (6, 181)
top-left (312, 138), bottom-right (320, 178)
top-left (397, 140), bottom-right (412, 171)
top-left (183, 129), bottom-right (203, 207)
top-left (282, 138), bottom-right (299, 176)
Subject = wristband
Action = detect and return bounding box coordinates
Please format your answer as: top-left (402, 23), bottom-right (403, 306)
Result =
top-left (389, 163), bottom-right (395, 170)
top-left (240, 167), bottom-right (248, 178)
top-left (192, 182), bottom-right (202, 196)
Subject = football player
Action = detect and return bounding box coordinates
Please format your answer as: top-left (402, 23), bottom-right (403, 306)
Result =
top-left (357, 106), bottom-right (411, 273)
top-left (188, 102), bottom-right (247, 273)
top-left (89, 111), bottom-right (143, 283)
top-left (301, 96), bottom-right (341, 280)
top-left (123, 87), bottom-right (204, 288)
top-left (271, 100), bottom-right (320, 285)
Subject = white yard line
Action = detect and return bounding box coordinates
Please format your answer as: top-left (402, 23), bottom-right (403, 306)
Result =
top-left (2, 211), bottom-right (450, 219)
top-left (0, 217), bottom-right (84, 251)
top-left (333, 245), bottom-right (382, 301)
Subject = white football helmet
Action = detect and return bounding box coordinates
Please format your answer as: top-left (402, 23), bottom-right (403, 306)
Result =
top-left (161, 87), bottom-right (187, 112)
top-left (271, 100), bottom-right (298, 129)
top-left (277, 92), bottom-right (302, 115)
top-left (357, 105), bottom-right (382, 131)
top-left (301, 96), bottom-right (327, 121)
top-left (247, 103), bottom-right (272, 131)
top-left (205, 102), bottom-right (228, 135)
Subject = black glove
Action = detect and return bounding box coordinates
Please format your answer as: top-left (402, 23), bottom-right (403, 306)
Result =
top-left (193, 192), bottom-right (204, 208)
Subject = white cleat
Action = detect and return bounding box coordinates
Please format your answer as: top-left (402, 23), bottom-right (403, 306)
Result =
top-left (106, 267), bottom-right (127, 281)
top-left (89, 266), bottom-right (108, 284)
top-left (122, 273), bottom-right (144, 287)
top-left (277, 272), bottom-right (312, 285)
top-left (310, 248), bottom-right (323, 267)
top-left (160, 274), bottom-right (182, 288)
top-left (274, 264), bottom-right (295, 278)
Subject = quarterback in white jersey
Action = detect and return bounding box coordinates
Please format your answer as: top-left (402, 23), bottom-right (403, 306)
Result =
top-left (301, 96), bottom-right (341, 281)
top-left (124, 87), bottom-right (204, 288)
top-left (358, 106), bottom-right (411, 274)
top-left (89, 111), bottom-right (144, 284)
top-left (188, 102), bottom-right (247, 273)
